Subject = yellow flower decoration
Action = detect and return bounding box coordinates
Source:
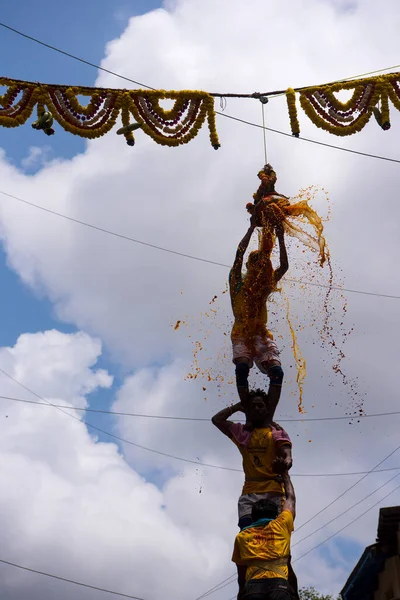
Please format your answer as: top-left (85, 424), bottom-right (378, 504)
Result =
top-left (0, 77), bottom-right (220, 149)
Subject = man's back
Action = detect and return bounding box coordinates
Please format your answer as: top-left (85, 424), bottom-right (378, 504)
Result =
top-left (232, 510), bottom-right (293, 581)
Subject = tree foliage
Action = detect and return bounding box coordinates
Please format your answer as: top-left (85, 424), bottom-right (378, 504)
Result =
top-left (299, 586), bottom-right (340, 600)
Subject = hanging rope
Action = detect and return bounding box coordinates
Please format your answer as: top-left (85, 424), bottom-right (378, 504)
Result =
top-left (260, 96), bottom-right (268, 163)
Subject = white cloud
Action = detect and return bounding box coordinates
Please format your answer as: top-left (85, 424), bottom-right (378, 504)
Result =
top-left (21, 146), bottom-right (52, 171)
top-left (0, 330), bottom-right (234, 600)
top-left (0, 0), bottom-right (400, 597)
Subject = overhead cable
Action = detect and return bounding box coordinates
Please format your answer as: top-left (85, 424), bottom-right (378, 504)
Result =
top-left (2, 393), bottom-right (399, 422)
top-left (0, 557), bottom-right (147, 599)
top-left (1, 190), bottom-right (400, 301)
top-left (1, 371), bottom-right (400, 478)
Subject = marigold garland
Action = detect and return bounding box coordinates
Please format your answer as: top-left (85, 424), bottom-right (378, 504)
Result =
top-left (0, 76), bottom-right (220, 149)
top-left (286, 88), bottom-right (300, 137)
top-left (286, 72), bottom-right (400, 137)
top-left (4, 72), bottom-right (400, 146)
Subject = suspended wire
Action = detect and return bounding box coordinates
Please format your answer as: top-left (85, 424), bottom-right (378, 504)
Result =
top-left (292, 471), bottom-right (400, 548)
top-left (295, 437), bottom-right (400, 532)
top-left (196, 573), bottom-right (237, 600)
top-left (0, 367), bottom-right (237, 473)
top-left (1, 20), bottom-right (399, 99)
top-left (293, 481), bottom-right (400, 564)
top-left (0, 190), bottom-right (227, 267)
top-left (0, 22), bottom-right (155, 91)
top-left (261, 102), bottom-right (267, 163)
top-left (1, 370), bottom-right (400, 478)
top-left (339, 63), bottom-right (400, 82)
top-left (215, 111), bottom-right (400, 165)
top-left (263, 65), bottom-right (400, 100)
top-left (3, 393), bottom-right (400, 423)
top-left (1, 189), bottom-right (400, 301)
top-left (0, 21), bottom-right (400, 164)
top-left (0, 557), bottom-right (147, 599)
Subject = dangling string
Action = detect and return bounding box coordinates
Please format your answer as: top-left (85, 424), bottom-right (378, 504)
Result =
top-left (261, 101), bottom-right (268, 163)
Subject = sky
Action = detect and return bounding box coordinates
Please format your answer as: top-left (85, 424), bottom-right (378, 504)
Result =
top-left (0, 0), bottom-right (400, 599)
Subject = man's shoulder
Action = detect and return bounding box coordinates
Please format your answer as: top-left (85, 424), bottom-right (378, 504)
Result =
top-left (273, 510), bottom-right (294, 530)
top-left (270, 425), bottom-right (291, 446)
top-left (230, 422), bottom-right (253, 447)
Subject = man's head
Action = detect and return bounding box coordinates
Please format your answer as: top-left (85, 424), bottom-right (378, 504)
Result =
top-left (252, 498), bottom-right (279, 522)
top-left (248, 388), bottom-right (269, 426)
top-left (246, 250), bottom-right (261, 271)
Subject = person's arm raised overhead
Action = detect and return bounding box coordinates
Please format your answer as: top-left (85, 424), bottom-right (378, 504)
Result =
top-left (211, 402), bottom-right (245, 438)
top-left (229, 215), bottom-right (257, 295)
top-left (273, 221), bottom-right (289, 284)
top-left (274, 458), bottom-right (296, 519)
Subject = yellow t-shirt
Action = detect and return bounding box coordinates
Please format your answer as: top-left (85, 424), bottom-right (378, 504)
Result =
top-left (232, 510), bottom-right (294, 580)
top-left (231, 427), bottom-right (287, 495)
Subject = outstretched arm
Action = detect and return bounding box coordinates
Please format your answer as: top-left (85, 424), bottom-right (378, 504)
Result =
top-left (281, 470), bottom-right (296, 519)
top-left (229, 218), bottom-right (257, 291)
top-left (273, 459), bottom-right (296, 518)
top-left (211, 402), bottom-right (244, 438)
top-left (273, 223), bottom-right (289, 283)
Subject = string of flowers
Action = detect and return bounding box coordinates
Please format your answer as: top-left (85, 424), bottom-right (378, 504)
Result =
top-left (3, 72), bottom-right (400, 145)
top-left (286, 88), bottom-right (300, 137)
top-left (285, 72), bottom-right (400, 137)
top-left (0, 77), bottom-right (220, 149)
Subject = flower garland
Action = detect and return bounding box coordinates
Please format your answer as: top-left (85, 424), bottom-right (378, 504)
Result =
top-left (4, 72), bottom-right (400, 145)
top-left (286, 88), bottom-right (300, 137)
top-left (285, 72), bottom-right (400, 136)
top-left (0, 77), bottom-right (220, 149)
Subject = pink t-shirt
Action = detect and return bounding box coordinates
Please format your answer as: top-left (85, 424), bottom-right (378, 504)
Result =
top-left (230, 422), bottom-right (291, 448)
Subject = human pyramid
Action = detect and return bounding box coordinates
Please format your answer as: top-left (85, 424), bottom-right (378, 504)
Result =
top-left (211, 164), bottom-right (313, 600)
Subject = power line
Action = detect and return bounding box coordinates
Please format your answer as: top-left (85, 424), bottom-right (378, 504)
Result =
top-left (2, 393), bottom-right (400, 423)
top-left (0, 21), bottom-right (155, 91)
top-left (1, 21), bottom-right (400, 164)
top-left (292, 471), bottom-right (400, 548)
top-left (1, 189), bottom-right (400, 301)
top-left (0, 190), bottom-right (227, 268)
top-left (1, 20), bottom-right (399, 100)
top-left (265, 64), bottom-right (400, 99)
top-left (196, 573), bottom-right (237, 600)
top-left (293, 481), bottom-right (400, 564)
top-left (295, 436), bottom-right (400, 532)
top-left (215, 111), bottom-right (400, 165)
top-left (0, 557), bottom-right (147, 599)
top-left (0, 367), bottom-right (236, 473)
top-left (1, 370), bottom-right (400, 478)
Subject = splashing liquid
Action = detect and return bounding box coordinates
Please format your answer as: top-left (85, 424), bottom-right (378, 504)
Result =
top-left (175, 182), bottom-right (362, 417)
top-left (283, 291), bottom-right (306, 413)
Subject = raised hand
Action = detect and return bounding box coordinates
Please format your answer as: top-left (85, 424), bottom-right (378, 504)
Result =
top-left (272, 456), bottom-right (287, 474)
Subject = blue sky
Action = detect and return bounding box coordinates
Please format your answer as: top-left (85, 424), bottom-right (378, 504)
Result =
top-left (0, 0), bottom-right (159, 163)
top-left (0, 0), bottom-right (160, 442)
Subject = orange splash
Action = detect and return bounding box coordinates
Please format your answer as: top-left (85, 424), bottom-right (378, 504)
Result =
top-left (283, 291), bottom-right (306, 413)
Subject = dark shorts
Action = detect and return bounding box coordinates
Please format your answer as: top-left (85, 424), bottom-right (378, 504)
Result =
top-left (243, 578), bottom-right (295, 600)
